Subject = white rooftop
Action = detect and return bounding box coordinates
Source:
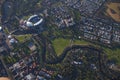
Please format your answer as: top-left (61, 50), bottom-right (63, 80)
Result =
top-left (28, 14), bottom-right (38, 21)
top-left (8, 35), bottom-right (12, 39)
top-left (0, 26), bottom-right (2, 31)
top-left (26, 21), bottom-right (34, 27)
top-left (25, 73), bottom-right (35, 80)
top-left (34, 18), bottom-right (43, 26)
top-left (9, 38), bottom-right (17, 44)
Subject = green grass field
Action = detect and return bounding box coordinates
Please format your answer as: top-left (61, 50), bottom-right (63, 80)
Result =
top-left (52, 38), bottom-right (70, 56)
top-left (52, 38), bottom-right (120, 65)
top-left (104, 48), bottom-right (120, 65)
top-left (15, 34), bottom-right (32, 42)
top-left (52, 38), bottom-right (90, 56)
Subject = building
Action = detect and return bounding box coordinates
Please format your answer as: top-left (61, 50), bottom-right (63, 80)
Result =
top-left (27, 42), bottom-right (36, 52)
top-left (25, 73), bottom-right (36, 80)
top-left (9, 38), bottom-right (17, 45)
top-left (20, 14), bottom-right (44, 33)
top-left (28, 15), bottom-right (44, 27)
top-left (7, 35), bottom-right (17, 45)
top-left (0, 26), bottom-right (3, 32)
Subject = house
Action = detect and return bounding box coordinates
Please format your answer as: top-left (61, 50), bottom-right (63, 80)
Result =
top-left (36, 75), bottom-right (47, 80)
top-left (9, 38), bottom-right (18, 45)
top-left (0, 46), bottom-right (6, 53)
top-left (28, 42), bottom-right (36, 51)
top-left (25, 73), bottom-right (36, 80)
top-left (72, 61), bottom-right (82, 65)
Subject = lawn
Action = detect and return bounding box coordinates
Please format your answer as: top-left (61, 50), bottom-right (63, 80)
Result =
top-left (103, 47), bottom-right (120, 65)
top-left (15, 34), bottom-right (32, 42)
top-left (4, 28), bottom-right (9, 34)
top-left (52, 38), bottom-right (70, 56)
top-left (52, 38), bottom-right (120, 65)
top-left (52, 38), bottom-right (90, 56)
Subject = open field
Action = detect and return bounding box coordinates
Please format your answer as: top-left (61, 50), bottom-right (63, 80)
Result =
top-left (52, 38), bottom-right (91, 56)
top-left (52, 38), bottom-right (70, 56)
top-left (106, 2), bottom-right (120, 22)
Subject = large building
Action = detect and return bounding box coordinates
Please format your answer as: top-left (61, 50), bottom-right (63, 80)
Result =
top-left (20, 14), bottom-right (44, 33)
